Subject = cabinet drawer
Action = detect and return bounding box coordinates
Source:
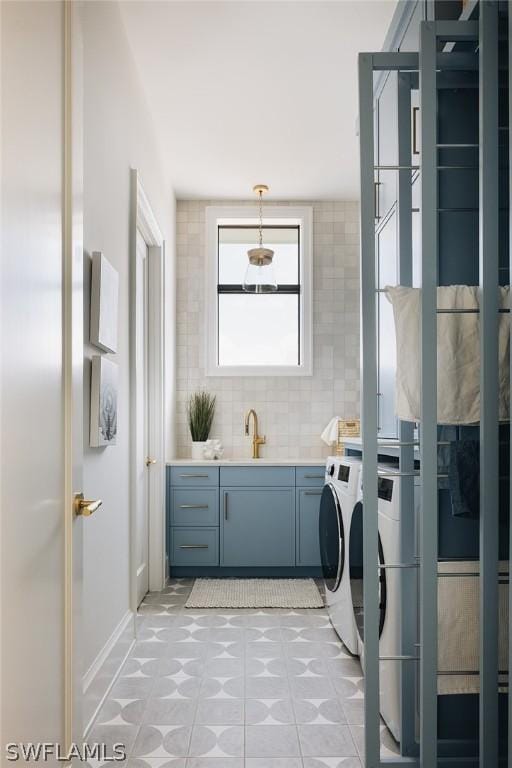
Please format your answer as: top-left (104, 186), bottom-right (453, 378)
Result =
top-left (220, 466), bottom-right (294, 487)
top-left (170, 466), bottom-right (219, 487)
top-left (171, 489), bottom-right (219, 527)
top-left (171, 527), bottom-right (219, 566)
top-left (296, 467), bottom-right (325, 487)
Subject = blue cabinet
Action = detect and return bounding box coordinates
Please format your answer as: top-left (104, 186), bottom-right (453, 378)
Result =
top-left (376, 72), bottom-right (398, 222)
top-left (221, 488), bottom-right (295, 567)
top-left (296, 488), bottom-right (323, 566)
top-left (166, 464), bottom-right (324, 574)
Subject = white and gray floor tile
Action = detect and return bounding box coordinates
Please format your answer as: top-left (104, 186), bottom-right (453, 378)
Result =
top-left (88, 578), bottom-right (399, 767)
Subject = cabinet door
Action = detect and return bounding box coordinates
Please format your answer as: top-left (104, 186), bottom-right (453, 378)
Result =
top-left (221, 488), bottom-right (295, 567)
top-left (376, 72), bottom-right (398, 222)
top-left (296, 489), bottom-right (322, 566)
top-left (398, 0), bottom-right (424, 53)
top-left (377, 207), bottom-right (398, 438)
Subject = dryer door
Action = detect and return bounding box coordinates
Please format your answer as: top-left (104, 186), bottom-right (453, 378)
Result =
top-left (349, 501), bottom-right (387, 642)
top-left (319, 483), bottom-right (345, 592)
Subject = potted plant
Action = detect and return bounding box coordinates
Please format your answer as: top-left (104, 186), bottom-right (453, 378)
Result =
top-left (187, 391), bottom-right (216, 459)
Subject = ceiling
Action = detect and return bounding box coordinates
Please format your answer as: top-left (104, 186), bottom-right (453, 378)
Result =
top-left (120, 1), bottom-right (397, 200)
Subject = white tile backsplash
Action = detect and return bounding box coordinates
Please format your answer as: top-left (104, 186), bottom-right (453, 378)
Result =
top-left (175, 199), bottom-right (360, 459)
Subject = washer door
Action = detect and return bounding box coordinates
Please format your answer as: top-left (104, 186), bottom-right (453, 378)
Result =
top-left (319, 483), bottom-right (345, 593)
top-left (349, 501), bottom-right (387, 641)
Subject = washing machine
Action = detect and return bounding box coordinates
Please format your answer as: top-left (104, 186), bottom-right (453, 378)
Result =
top-left (319, 456), bottom-right (363, 655)
top-left (349, 467), bottom-right (417, 743)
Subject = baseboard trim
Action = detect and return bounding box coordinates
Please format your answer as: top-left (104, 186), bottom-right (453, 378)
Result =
top-left (82, 609), bottom-right (135, 737)
top-left (170, 566), bottom-right (323, 578)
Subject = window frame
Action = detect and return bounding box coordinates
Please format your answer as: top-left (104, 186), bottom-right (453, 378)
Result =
top-left (205, 206), bottom-right (313, 377)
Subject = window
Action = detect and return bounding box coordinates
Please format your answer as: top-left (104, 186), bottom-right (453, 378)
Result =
top-left (205, 206), bottom-right (312, 376)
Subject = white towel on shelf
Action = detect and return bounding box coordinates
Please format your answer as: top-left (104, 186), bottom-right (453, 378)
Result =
top-left (437, 560), bottom-right (509, 695)
top-left (320, 416), bottom-right (340, 446)
top-left (386, 285), bottom-right (511, 424)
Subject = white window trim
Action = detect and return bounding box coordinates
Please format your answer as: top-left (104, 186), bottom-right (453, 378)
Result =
top-left (205, 205), bottom-right (313, 377)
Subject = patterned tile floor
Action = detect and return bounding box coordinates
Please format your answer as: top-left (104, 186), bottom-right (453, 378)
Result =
top-left (88, 578), bottom-right (399, 767)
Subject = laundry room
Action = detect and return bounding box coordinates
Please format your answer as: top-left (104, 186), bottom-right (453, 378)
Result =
top-left (2, 0), bottom-right (511, 766)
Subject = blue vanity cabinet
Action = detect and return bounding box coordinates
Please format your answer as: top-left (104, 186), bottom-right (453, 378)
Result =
top-left (167, 464), bottom-right (325, 574)
top-left (296, 487), bottom-right (323, 566)
top-left (221, 487), bottom-right (295, 567)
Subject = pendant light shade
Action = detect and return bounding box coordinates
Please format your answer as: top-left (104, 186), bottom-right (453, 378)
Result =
top-left (243, 185), bottom-right (277, 293)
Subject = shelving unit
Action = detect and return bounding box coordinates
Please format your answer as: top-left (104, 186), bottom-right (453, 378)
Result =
top-left (358, 4), bottom-right (507, 765)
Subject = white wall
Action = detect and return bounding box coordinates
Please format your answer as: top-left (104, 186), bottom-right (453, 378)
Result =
top-left (175, 200), bottom-right (360, 459)
top-left (82, 0), bottom-right (175, 726)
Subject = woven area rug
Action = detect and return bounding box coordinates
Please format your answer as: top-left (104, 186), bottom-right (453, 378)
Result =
top-left (185, 578), bottom-right (324, 609)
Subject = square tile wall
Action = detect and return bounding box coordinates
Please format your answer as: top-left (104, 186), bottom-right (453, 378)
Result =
top-left (175, 200), bottom-right (360, 459)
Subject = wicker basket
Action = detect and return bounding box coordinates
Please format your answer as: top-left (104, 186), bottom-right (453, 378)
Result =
top-left (336, 418), bottom-right (360, 456)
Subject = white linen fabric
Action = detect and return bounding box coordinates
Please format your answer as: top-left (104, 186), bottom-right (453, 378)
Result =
top-left (320, 416), bottom-right (341, 446)
top-left (437, 560), bottom-right (508, 694)
top-left (385, 285), bottom-right (510, 424)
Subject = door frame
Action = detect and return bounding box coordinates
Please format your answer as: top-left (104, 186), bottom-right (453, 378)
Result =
top-left (64, 0), bottom-right (84, 748)
top-left (130, 169), bottom-right (166, 610)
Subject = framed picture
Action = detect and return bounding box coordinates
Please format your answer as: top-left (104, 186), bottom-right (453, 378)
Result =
top-left (90, 251), bottom-right (119, 353)
top-left (90, 356), bottom-right (118, 447)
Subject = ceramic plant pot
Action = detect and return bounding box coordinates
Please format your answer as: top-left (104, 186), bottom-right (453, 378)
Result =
top-left (191, 441), bottom-right (207, 460)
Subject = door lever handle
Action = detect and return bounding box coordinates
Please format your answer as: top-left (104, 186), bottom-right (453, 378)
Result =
top-left (74, 492), bottom-right (103, 517)
top-left (146, 457), bottom-right (157, 467)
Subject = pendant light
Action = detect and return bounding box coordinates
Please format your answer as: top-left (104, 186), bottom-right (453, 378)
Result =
top-left (243, 184), bottom-right (278, 293)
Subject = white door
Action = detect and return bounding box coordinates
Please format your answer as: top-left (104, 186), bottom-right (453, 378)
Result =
top-left (135, 229), bottom-right (150, 604)
top-left (1, 0), bottom-right (84, 754)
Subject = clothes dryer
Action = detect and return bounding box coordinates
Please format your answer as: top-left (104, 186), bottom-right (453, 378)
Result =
top-left (349, 468), bottom-right (416, 742)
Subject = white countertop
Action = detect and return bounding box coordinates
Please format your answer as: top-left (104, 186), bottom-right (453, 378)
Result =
top-left (166, 458), bottom-right (327, 467)
top-left (343, 437), bottom-right (420, 458)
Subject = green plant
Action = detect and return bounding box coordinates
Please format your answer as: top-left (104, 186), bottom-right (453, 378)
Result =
top-left (187, 391), bottom-right (216, 442)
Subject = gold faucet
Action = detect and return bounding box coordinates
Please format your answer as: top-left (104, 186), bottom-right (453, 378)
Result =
top-left (244, 409), bottom-right (266, 459)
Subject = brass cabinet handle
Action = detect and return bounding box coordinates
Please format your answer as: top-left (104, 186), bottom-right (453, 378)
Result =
top-left (179, 473), bottom-right (209, 478)
top-left (146, 457), bottom-right (157, 467)
top-left (179, 504), bottom-right (209, 510)
top-left (412, 106), bottom-right (420, 155)
top-left (304, 490), bottom-right (322, 496)
top-left (224, 492), bottom-right (228, 521)
top-left (180, 544), bottom-right (209, 549)
top-left (74, 492), bottom-right (102, 517)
